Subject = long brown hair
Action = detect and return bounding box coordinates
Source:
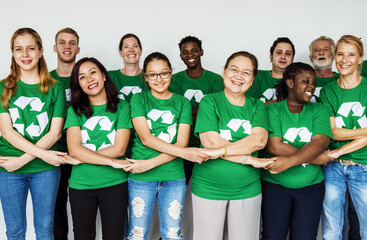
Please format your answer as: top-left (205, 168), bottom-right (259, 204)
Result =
top-left (1, 28), bottom-right (55, 109)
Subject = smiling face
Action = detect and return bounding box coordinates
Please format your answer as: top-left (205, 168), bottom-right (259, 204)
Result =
top-left (287, 70), bottom-right (316, 104)
top-left (78, 61), bottom-right (107, 103)
top-left (12, 33), bottom-right (43, 73)
top-left (335, 42), bottom-right (363, 77)
top-left (310, 40), bottom-right (334, 70)
top-left (223, 56), bottom-right (255, 95)
top-left (180, 41), bottom-right (203, 68)
top-left (119, 37), bottom-right (142, 65)
top-left (270, 42), bottom-right (294, 72)
top-left (54, 32), bottom-right (80, 64)
top-left (144, 59), bottom-right (172, 97)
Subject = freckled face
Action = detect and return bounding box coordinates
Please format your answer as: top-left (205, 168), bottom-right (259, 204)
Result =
top-left (12, 34), bottom-right (43, 73)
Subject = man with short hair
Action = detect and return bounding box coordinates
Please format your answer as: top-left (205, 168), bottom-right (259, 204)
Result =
top-left (309, 36), bottom-right (339, 102)
top-left (51, 27), bottom-right (80, 240)
top-left (169, 35), bottom-right (224, 182)
top-left (247, 37), bottom-right (294, 103)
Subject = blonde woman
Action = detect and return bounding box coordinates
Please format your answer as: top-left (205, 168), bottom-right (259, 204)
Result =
top-left (0, 28), bottom-right (66, 240)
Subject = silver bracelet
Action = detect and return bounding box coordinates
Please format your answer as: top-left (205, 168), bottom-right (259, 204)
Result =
top-left (242, 154), bottom-right (248, 165)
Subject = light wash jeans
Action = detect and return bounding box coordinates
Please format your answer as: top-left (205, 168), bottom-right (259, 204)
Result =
top-left (0, 169), bottom-right (60, 240)
top-left (127, 178), bottom-right (186, 240)
top-left (322, 161), bottom-right (367, 240)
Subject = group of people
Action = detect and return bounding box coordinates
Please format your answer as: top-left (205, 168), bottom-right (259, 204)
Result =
top-left (0, 27), bottom-right (366, 240)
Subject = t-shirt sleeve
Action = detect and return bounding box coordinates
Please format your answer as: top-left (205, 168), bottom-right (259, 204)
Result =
top-left (212, 74), bottom-right (224, 93)
top-left (64, 106), bottom-right (81, 129)
top-left (319, 87), bottom-right (334, 117)
top-left (267, 104), bottom-right (282, 138)
top-left (251, 99), bottom-right (269, 130)
top-left (178, 97), bottom-right (192, 125)
top-left (52, 82), bottom-right (67, 118)
top-left (312, 104), bottom-right (333, 139)
top-left (0, 82), bottom-right (7, 113)
top-left (130, 93), bottom-right (145, 118)
top-left (116, 100), bottom-right (132, 129)
top-left (246, 77), bottom-right (261, 99)
top-left (168, 73), bottom-right (181, 94)
top-left (195, 95), bottom-right (219, 135)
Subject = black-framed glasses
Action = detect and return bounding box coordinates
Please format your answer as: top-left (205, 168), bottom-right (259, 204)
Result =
top-left (145, 71), bottom-right (172, 81)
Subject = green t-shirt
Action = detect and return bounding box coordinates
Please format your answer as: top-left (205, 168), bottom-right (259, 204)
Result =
top-left (193, 91), bottom-right (268, 200)
top-left (261, 100), bottom-right (332, 189)
top-left (0, 79), bottom-right (66, 174)
top-left (169, 69), bottom-right (224, 147)
top-left (50, 69), bottom-right (71, 102)
top-left (109, 70), bottom-right (148, 103)
top-left (129, 91), bottom-right (192, 182)
top-left (311, 73), bottom-right (340, 103)
top-left (64, 100), bottom-right (132, 189)
top-left (246, 70), bottom-right (280, 103)
top-left (50, 69), bottom-right (70, 152)
top-left (361, 60), bottom-right (367, 77)
top-left (320, 77), bottom-right (367, 164)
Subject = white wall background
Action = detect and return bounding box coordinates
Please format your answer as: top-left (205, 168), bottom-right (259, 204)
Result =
top-left (0, 0), bottom-right (366, 239)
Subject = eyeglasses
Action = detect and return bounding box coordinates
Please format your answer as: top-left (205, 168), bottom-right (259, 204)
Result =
top-left (227, 67), bottom-right (253, 78)
top-left (145, 71), bottom-right (171, 81)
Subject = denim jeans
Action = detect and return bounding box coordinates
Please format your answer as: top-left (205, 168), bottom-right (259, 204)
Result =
top-left (127, 178), bottom-right (186, 240)
top-left (0, 169), bottom-right (60, 240)
top-left (322, 161), bottom-right (367, 240)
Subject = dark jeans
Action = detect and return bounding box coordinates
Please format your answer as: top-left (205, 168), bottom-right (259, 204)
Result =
top-left (347, 190), bottom-right (361, 240)
top-left (261, 181), bottom-right (324, 240)
top-left (69, 182), bottom-right (128, 240)
top-left (54, 164), bottom-right (72, 240)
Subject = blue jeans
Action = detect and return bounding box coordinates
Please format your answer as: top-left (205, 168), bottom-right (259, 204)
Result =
top-left (127, 178), bottom-right (186, 240)
top-left (0, 169), bottom-right (60, 240)
top-left (322, 161), bottom-right (367, 240)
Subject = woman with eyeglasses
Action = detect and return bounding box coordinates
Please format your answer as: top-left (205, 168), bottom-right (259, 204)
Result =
top-left (260, 62), bottom-right (332, 240)
top-left (320, 35), bottom-right (367, 240)
top-left (125, 52), bottom-right (208, 240)
top-left (192, 51), bottom-right (272, 240)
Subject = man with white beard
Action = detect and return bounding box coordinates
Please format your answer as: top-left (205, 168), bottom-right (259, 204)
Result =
top-left (309, 36), bottom-right (339, 102)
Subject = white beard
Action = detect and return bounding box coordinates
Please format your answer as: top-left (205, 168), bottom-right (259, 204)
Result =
top-left (312, 56), bottom-right (333, 71)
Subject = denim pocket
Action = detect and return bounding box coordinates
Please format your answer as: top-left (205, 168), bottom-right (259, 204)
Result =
top-left (358, 163), bottom-right (367, 173)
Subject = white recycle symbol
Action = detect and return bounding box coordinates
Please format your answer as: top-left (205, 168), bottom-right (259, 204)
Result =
top-left (81, 116), bottom-right (115, 151)
top-left (9, 97), bottom-right (48, 138)
top-left (118, 86), bottom-right (142, 100)
top-left (284, 127), bottom-right (312, 143)
top-left (219, 119), bottom-right (252, 141)
top-left (65, 89), bottom-right (71, 102)
top-left (260, 88), bottom-right (276, 103)
top-left (310, 87), bottom-right (322, 103)
top-left (147, 109), bottom-right (176, 143)
top-left (335, 102), bottom-right (367, 128)
top-left (184, 89), bottom-right (204, 103)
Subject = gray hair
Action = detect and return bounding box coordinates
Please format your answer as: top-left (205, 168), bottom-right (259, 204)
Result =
top-left (309, 36), bottom-right (335, 57)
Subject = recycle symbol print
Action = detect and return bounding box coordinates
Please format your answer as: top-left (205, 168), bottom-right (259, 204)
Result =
top-left (335, 102), bottom-right (367, 128)
top-left (9, 97), bottom-right (48, 138)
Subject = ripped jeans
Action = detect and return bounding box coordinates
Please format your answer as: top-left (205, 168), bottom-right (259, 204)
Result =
top-left (127, 178), bottom-right (186, 240)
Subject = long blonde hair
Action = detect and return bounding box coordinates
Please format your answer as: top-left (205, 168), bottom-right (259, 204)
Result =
top-left (1, 28), bottom-right (55, 109)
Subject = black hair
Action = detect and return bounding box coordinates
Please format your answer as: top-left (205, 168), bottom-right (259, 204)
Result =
top-left (270, 37), bottom-right (295, 57)
top-left (275, 62), bottom-right (315, 101)
top-left (143, 52), bottom-right (172, 74)
top-left (178, 36), bottom-right (202, 51)
top-left (70, 57), bottom-right (119, 118)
